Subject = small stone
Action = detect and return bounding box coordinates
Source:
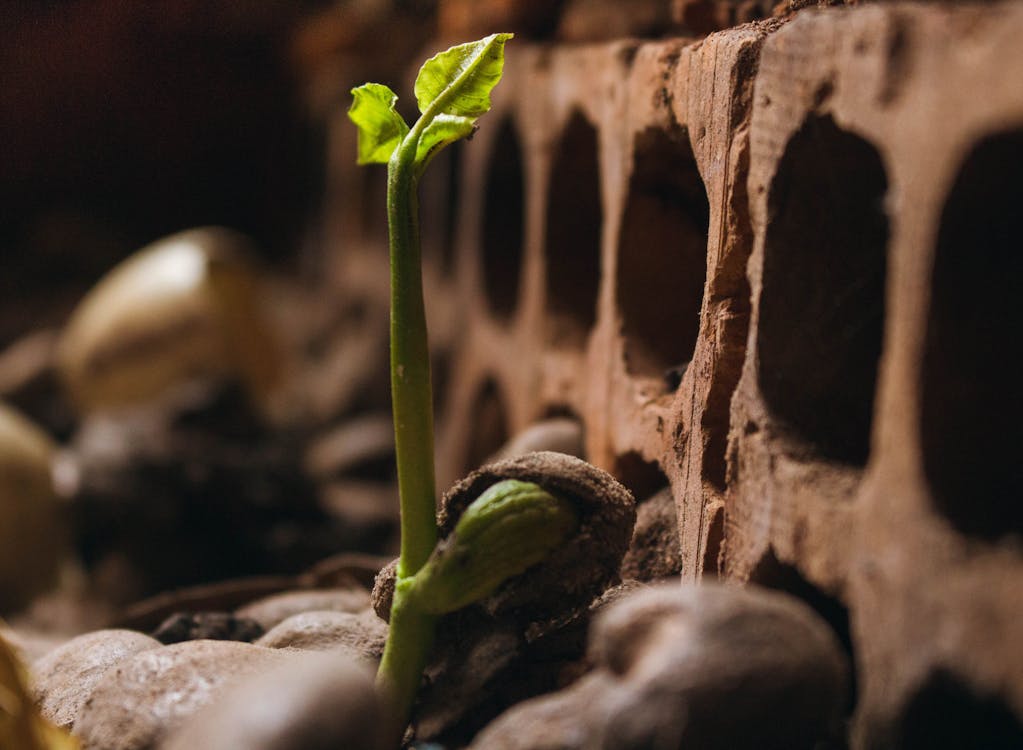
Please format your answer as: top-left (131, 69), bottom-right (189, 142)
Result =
top-left (73, 639), bottom-right (292, 750)
top-left (152, 611), bottom-right (264, 644)
top-left (471, 582), bottom-right (848, 750)
top-left (490, 418), bottom-right (585, 462)
top-left (32, 629), bottom-right (162, 730)
top-left (236, 587), bottom-right (371, 630)
top-left (160, 651), bottom-right (385, 750)
top-left (256, 610), bottom-right (387, 663)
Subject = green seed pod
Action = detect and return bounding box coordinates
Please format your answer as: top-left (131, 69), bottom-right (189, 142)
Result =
top-left (56, 228), bottom-right (282, 417)
top-left (407, 480), bottom-right (578, 615)
top-left (0, 402), bottom-right (62, 612)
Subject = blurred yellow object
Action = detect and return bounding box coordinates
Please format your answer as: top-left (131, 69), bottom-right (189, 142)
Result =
top-left (0, 403), bottom-right (62, 613)
top-left (0, 628), bottom-right (79, 749)
top-left (57, 228), bottom-right (283, 417)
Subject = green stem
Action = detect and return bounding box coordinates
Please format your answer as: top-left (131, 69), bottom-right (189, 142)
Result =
top-left (387, 138), bottom-right (438, 579)
top-left (376, 579), bottom-right (438, 743)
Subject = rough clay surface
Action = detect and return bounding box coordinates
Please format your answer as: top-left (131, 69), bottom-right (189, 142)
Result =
top-left (32, 629), bottom-right (162, 730)
top-left (255, 609), bottom-right (386, 662)
top-left (619, 487), bottom-right (682, 581)
top-left (235, 586), bottom-right (371, 630)
top-left (72, 639), bottom-right (293, 750)
top-left (472, 583), bottom-right (848, 750)
top-left (160, 652), bottom-right (385, 750)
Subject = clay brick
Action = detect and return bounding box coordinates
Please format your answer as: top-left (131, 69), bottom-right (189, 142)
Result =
top-left (730, 4), bottom-right (1023, 746)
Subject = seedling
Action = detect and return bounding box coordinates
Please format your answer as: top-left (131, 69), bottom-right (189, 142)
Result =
top-left (349, 34), bottom-right (577, 738)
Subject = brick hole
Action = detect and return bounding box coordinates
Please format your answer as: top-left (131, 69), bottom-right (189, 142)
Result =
top-left (897, 669), bottom-right (1023, 750)
top-left (541, 403), bottom-right (583, 421)
top-left (463, 378), bottom-right (510, 475)
top-left (481, 119), bottom-right (525, 321)
top-left (616, 125), bottom-right (709, 383)
top-left (921, 129), bottom-right (1023, 539)
top-left (544, 110), bottom-right (602, 347)
top-left (757, 115), bottom-right (888, 466)
top-left (750, 549), bottom-right (858, 716)
top-left (612, 450), bottom-right (669, 501)
top-left (420, 142), bottom-right (463, 277)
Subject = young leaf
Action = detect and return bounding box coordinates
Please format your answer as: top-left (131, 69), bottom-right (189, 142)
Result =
top-left (415, 113), bottom-right (475, 168)
top-left (414, 33), bottom-right (513, 120)
top-left (407, 480), bottom-right (577, 615)
top-left (348, 83), bottom-right (410, 165)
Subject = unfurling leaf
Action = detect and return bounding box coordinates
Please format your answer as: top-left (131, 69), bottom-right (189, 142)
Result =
top-left (415, 114), bottom-right (475, 168)
top-left (407, 480), bottom-right (577, 615)
top-left (414, 33), bottom-right (513, 121)
top-left (1, 630), bottom-right (80, 749)
top-left (348, 83), bottom-right (410, 164)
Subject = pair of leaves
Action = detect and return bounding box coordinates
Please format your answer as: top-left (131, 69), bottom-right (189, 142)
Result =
top-left (1, 631), bottom-right (79, 750)
top-left (348, 32), bottom-right (513, 170)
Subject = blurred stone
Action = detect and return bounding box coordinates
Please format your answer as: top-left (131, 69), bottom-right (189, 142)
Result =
top-left (256, 610), bottom-right (387, 663)
top-left (490, 418), bottom-right (585, 462)
top-left (152, 612), bottom-right (265, 645)
top-left (304, 412), bottom-right (394, 479)
top-left (33, 629), bottom-right (161, 731)
top-left (160, 651), bottom-right (385, 750)
top-left (472, 583), bottom-right (848, 749)
top-left (73, 640), bottom-right (292, 750)
top-left (0, 329), bottom-right (76, 440)
top-left (236, 587), bottom-right (371, 630)
top-left (56, 228), bottom-right (284, 418)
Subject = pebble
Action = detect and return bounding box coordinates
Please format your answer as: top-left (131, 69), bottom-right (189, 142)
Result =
top-left (471, 582), bottom-right (848, 750)
top-left (235, 586), bottom-right (371, 630)
top-left (32, 628), bottom-right (161, 730)
top-left (72, 639), bottom-right (292, 750)
top-left (255, 609), bottom-right (387, 662)
top-left (152, 611), bottom-right (264, 644)
top-left (160, 651), bottom-right (385, 750)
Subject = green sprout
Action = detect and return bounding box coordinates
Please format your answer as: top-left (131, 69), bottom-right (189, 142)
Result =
top-left (349, 34), bottom-right (578, 739)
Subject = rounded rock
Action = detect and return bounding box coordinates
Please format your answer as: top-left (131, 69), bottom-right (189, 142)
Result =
top-left (160, 651), bottom-right (385, 750)
top-left (236, 587), bottom-right (371, 630)
top-left (490, 418), bottom-right (585, 462)
top-left (472, 582), bottom-right (849, 750)
top-left (256, 610), bottom-right (386, 663)
top-left (33, 629), bottom-right (161, 730)
top-left (56, 227), bottom-right (282, 416)
top-left (72, 639), bottom-right (292, 750)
